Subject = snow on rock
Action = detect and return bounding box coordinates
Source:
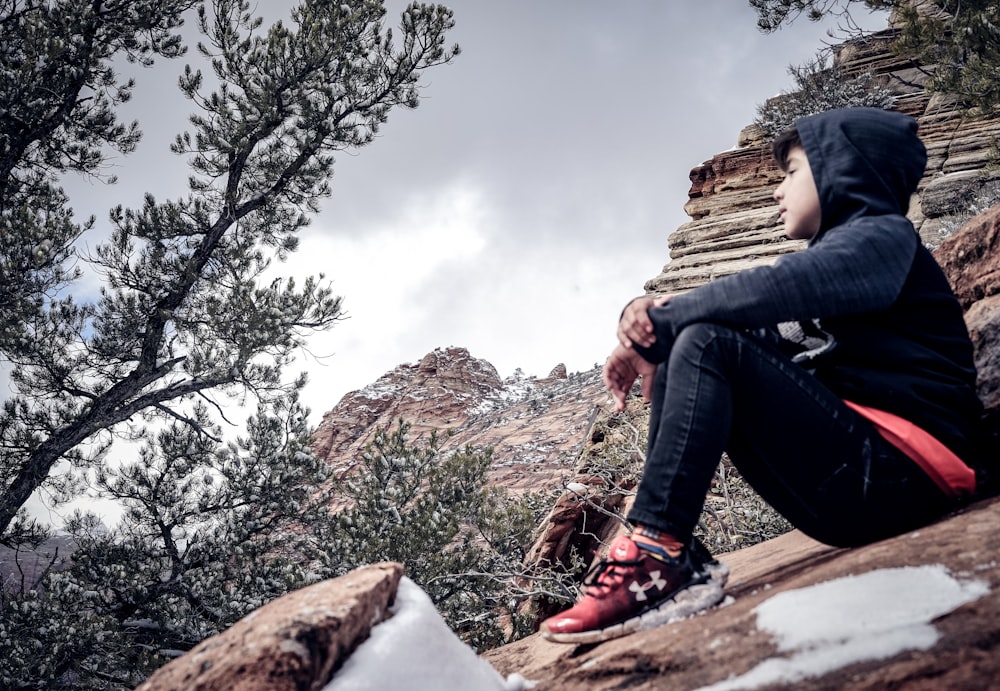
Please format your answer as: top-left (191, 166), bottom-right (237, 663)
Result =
top-left (486, 498), bottom-right (1000, 689)
top-left (325, 577), bottom-right (534, 691)
top-left (697, 565), bottom-right (990, 691)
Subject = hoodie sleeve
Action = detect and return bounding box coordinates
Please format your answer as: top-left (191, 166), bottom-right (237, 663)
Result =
top-left (633, 215), bottom-right (919, 364)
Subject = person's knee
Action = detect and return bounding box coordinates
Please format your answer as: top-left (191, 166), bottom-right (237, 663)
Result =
top-left (672, 322), bottom-right (740, 358)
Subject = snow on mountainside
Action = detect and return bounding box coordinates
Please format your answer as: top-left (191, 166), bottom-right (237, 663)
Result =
top-left (311, 346), bottom-right (610, 493)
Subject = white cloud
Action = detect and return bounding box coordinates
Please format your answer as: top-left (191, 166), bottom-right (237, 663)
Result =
top-left (285, 181), bottom-right (492, 419)
top-left (279, 1), bottom-right (892, 423)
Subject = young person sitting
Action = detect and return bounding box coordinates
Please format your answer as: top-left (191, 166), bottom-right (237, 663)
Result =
top-left (541, 107), bottom-right (991, 643)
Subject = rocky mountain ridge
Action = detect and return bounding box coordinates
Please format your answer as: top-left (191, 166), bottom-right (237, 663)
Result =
top-left (312, 345), bottom-right (609, 493)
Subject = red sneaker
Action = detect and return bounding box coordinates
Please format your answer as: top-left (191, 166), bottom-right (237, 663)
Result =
top-left (539, 534), bottom-right (726, 644)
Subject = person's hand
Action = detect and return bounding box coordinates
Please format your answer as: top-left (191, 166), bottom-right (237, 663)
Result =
top-left (617, 294), bottom-right (672, 349)
top-left (602, 344), bottom-right (657, 412)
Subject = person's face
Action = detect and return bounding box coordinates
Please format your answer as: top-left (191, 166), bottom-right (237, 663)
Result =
top-left (773, 146), bottom-right (821, 241)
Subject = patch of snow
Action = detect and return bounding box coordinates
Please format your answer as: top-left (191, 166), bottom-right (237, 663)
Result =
top-left (325, 577), bottom-right (534, 691)
top-left (697, 565), bottom-right (989, 691)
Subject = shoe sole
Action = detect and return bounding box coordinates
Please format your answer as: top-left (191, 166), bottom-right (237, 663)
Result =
top-left (541, 560), bottom-right (730, 645)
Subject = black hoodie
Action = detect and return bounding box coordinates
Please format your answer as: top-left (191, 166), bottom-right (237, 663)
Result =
top-left (635, 107), bottom-right (982, 466)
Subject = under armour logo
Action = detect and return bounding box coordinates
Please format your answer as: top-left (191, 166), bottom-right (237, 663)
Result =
top-left (629, 571), bottom-right (667, 602)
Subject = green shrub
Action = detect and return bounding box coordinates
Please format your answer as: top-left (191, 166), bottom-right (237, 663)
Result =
top-left (754, 50), bottom-right (895, 138)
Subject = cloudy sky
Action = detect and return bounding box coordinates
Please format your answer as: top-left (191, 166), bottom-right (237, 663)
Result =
top-left (63, 1), bottom-right (889, 426)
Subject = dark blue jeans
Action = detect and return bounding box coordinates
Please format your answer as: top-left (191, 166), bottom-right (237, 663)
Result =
top-left (627, 322), bottom-right (954, 548)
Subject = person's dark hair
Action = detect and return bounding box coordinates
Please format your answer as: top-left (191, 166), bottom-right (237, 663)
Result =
top-left (772, 127), bottom-right (802, 172)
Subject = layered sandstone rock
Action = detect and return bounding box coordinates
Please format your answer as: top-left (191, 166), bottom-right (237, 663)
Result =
top-left (645, 29), bottom-right (1000, 295)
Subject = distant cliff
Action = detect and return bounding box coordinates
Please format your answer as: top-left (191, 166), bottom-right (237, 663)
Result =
top-left (312, 346), bottom-right (608, 493)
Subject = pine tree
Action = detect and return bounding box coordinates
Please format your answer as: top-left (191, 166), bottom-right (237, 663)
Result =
top-left (0, 2), bottom-right (459, 686)
top-left (753, 49), bottom-right (895, 137)
top-left (314, 421), bottom-right (572, 651)
top-left (0, 0), bottom-right (459, 543)
top-left (0, 0), bottom-right (198, 357)
top-left (0, 389), bottom-right (332, 688)
top-left (750, 0), bottom-right (1000, 112)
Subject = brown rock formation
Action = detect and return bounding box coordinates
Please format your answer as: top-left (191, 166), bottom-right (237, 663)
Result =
top-left (312, 346), bottom-right (609, 494)
top-left (966, 296), bottom-right (1000, 416)
top-left (934, 203), bottom-right (1000, 432)
top-left (311, 346), bottom-right (503, 462)
top-left (934, 202), bottom-right (1000, 309)
top-left (136, 563), bottom-right (403, 691)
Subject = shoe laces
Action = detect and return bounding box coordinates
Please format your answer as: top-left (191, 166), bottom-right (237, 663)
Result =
top-left (581, 557), bottom-right (643, 596)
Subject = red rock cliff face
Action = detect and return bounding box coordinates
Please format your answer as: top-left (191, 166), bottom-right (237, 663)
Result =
top-left (312, 346), bottom-right (502, 462)
top-left (311, 347), bottom-right (609, 493)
